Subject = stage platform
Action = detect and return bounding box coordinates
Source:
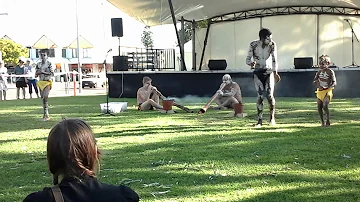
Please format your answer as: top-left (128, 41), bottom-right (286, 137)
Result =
top-left (107, 68), bottom-right (360, 98)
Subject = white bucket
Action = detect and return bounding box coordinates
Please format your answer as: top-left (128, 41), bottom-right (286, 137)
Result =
top-left (100, 102), bottom-right (128, 113)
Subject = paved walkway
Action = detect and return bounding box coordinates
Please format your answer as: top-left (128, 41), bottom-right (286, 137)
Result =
top-left (2, 82), bottom-right (106, 101)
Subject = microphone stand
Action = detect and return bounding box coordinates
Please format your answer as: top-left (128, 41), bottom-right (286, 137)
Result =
top-left (344, 19), bottom-right (360, 68)
top-left (99, 50), bottom-right (115, 116)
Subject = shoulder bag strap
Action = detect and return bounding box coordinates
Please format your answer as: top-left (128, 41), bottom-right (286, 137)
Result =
top-left (51, 184), bottom-right (64, 202)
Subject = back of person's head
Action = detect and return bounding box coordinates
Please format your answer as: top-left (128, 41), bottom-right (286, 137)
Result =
top-left (47, 119), bottom-right (100, 184)
top-left (259, 28), bottom-right (272, 40)
top-left (142, 76), bottom-right (152, 84)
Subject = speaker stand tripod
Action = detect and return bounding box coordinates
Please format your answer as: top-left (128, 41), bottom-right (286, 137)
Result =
top-left (344, 19), bottom-right (360, 68)
top-left (99, 49), bottom-right (116, 116)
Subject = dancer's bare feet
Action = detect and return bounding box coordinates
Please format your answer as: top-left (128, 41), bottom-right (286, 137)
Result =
top-left (269, 119), bottom-right (276, 126)
top-left (321, 121), bottom-right (325, 127)
top-left (254, 119), bottom-right (262, 128)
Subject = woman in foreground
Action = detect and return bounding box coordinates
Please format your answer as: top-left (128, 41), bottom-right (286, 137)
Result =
top-left (23, 119), bottom-right (139, 202)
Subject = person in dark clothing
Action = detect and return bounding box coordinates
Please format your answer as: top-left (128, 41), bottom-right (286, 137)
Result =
top-left (15, 58), bottom-right (27, 99)
top-left (23, 119), bottom-right (139, 202)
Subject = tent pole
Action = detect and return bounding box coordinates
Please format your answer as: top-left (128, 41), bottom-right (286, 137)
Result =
top-left (199, 20), bottom-right (211, 70)
top-left (316, 14), bottom-right (319, 65)
top-left (167, 0), bottom-right (186, 71)
top-left (180, 17), bottom-right (185, 71)
top-left (75, 0), bottom-right (82, 93)
top-left (192, 20), bottom-right (196, 71)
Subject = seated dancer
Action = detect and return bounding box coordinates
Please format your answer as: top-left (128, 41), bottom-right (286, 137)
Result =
top-left (313, 55), bottom-right (337, 127)
top-left (35, 49), bottom-right (54, 121)
top-left (136, 76), bottom-right (163, 111)
top-left (212, 74), bottom-right (243, 110)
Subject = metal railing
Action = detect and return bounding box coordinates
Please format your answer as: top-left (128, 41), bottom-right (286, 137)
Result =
top-left (124, 47), bottom-right (175, 71)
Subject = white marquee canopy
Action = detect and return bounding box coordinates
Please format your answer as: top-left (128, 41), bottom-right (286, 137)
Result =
top-left (108, 0), bottom-right (360, 26)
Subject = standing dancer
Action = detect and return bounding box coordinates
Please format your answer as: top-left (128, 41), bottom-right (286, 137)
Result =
top-left (313, 55), bottom-right (337, 127)
top-left (36, 49), bottom-right (54, 121)
top-left (246, 28), bottom-right (280, 127)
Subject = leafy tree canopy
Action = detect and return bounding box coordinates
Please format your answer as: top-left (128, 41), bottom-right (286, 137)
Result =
top-left (0, 39), bottom-right (28, 65)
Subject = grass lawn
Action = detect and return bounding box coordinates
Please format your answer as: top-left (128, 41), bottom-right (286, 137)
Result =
top-left (0, 96), bottom-right (360, 202)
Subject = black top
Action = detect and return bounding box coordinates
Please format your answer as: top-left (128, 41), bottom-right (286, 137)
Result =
top-left (23, 176), bottom-right (139, 202)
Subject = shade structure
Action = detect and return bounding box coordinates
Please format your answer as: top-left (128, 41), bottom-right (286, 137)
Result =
top-left (66, 35), bottom-right (94, 49)
top-left (107, 0), bottom-right (360, 26)
top-left (32, 35), bottom-right (58, 49)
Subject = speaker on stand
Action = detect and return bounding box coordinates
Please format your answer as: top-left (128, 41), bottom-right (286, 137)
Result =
top-left (110, 18), bottom-right (125, 98)
top-left (111, 18), bottom-right (123, 55)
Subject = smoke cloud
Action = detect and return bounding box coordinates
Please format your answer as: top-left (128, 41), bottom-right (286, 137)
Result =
top-left (167, 95), bottom-right (210, 105)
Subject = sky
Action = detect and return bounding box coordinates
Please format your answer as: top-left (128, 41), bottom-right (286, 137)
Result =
top-left (0, 0), bottom-right (178, 57)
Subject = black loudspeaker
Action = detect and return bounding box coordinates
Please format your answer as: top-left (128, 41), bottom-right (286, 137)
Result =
top-left (111, 18), bottom-right (123, 37)
top-left (294, 57), bottom-right (313, 69)
top-left (208, 59), bottom-right (227, 70)
top-left (113, 56), bottom-right (128, 71)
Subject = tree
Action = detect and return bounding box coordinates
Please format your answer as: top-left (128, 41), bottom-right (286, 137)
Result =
top-left (141, 26), bottom-right (154, 48)
top-left (181, 22), bottom-right (193, 45)
top-left (179, 20), bottom-right (209, 44)
top-left (0, 39), bottom-right (28, 65)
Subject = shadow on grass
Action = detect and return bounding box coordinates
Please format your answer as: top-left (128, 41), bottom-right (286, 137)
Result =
top-left (1, 97), bottom-right (360, 201)
top-left (1, 96), bottom-right (358, 133)
top-left (2, 127), bottom-right (359, 202)
top-left (1, 123), bottom-right (360, 202)
top-left (96, 122), bottom-right (360, 201)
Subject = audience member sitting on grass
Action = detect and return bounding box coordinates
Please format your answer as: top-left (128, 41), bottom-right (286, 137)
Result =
top-left (23, 119), bottom-right (139, 202)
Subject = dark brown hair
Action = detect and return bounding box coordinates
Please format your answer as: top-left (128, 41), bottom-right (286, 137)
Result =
top-left (39, 49), bottom-right (50, 55)
top-left (47, 119), bottom-right (100, 184)
top-left (259, 28), bottom-right (272, 39)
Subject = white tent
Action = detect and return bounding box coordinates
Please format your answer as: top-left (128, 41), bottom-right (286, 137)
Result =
top-left (108, 0), bottom-right (360, 70)
top-left (107, 0), bottom-right (360, 26)
top-left (175, 40), bottom-right (193, 71)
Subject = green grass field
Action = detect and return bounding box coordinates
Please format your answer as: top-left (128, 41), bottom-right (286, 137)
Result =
top-left (1, 96), bottom-right (360, 202)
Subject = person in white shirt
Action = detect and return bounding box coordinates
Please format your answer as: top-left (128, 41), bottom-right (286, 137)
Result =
top-left (25, 60), bottom-right (39, 98)
top-left (0, 60), bottom-right (8, 100)
top-left (246, 28), bottom-right (280, 127)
